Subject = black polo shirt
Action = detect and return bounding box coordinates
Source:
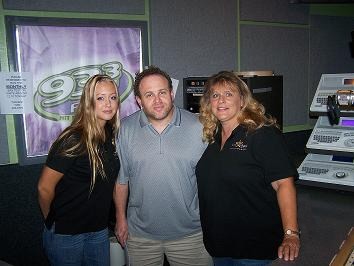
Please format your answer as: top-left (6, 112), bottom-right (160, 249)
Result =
top-left (196, 125), bottom-right (298, 259)
top-left (45, 128), bottom-right (120, 234)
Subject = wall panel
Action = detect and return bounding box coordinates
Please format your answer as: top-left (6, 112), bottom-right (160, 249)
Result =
top-left (2, 0), bottom-right (145, 14)
top-left (0, 115), bottom-right (9, 164)
top-left (240, 0), bottom-right (309, 24)
top-left (309, 15), bottom-right (354, 101)
top-left (150, 0), bottom-right (237, 107)
top-left (240, 25), bottom-right (309, 126)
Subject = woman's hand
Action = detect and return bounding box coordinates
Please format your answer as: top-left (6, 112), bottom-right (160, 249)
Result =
top-left (278, 235), bottom-right (300, 261)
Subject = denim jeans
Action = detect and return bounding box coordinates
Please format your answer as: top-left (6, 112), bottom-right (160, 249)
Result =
top-left (43, 225), bottom-right (110, 266)
top-left (213, 257), bottom-right (273, 266)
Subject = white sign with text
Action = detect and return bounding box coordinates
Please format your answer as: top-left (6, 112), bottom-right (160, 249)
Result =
top-left (0, 72), bottom-right (33, 114)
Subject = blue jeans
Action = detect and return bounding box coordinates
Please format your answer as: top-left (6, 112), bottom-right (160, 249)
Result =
top-left (213, 257), bottom-right (273, 266)
top-left (43, 225), bottom-right (110, 266)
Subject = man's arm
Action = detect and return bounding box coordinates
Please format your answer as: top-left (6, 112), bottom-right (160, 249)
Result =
top-left (113, 182), bottom-right (129, 247)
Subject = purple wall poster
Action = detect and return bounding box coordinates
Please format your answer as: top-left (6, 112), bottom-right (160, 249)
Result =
top-left (15, 25), bottom-right (143, 157)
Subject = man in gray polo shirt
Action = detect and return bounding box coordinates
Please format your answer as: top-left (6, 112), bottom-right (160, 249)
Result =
top-left (114, 66), bottom-right (212, 266)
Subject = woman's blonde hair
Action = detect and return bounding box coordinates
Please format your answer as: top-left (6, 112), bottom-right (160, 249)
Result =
top-left (51, 74), bottom-right (120, 192)
top-left (199, 71), bottom-right (277, 143)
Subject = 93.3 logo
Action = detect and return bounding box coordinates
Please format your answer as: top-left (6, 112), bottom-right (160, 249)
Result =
top-left (34, 61), bottom-right (133, 121)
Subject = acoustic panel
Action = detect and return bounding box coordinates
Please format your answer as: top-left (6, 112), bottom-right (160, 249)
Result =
top-left (3, 0), bottom-right (145, 14)
top-left (309, 15), bottom-right (354, 103)
top-left (240, 25), bottom-right (309, 126)
top-left (150, 0), bottom-right (238, 107)
top-left (240, 0), bottom-right (309, 24)
top-left (0, 115), bottom-right (10, 165)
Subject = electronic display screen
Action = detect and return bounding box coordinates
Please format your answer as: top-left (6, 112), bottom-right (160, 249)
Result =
top-left (343, 78), bottom-right (354, 85)
top-left (332, 155), bottom-right (354, 163)
top-left (187, 80), bottom-right (206, 87)
top-left (341, 119), bottom-right (354, 127)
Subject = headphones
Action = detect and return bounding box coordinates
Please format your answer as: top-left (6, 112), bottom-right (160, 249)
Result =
top-left (327, 95), bottom-right (340, 125)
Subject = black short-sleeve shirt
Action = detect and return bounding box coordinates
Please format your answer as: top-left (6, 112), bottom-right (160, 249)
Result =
top-left (196, 125), bottom-right (298, 259)
top-left (45, 128), bottom-right (120, 234)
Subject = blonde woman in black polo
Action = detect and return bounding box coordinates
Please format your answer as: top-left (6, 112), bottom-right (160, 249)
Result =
top-left (38, 75), bottom-right (120, 266)
top-left (196, 71), bottom-right (300, 266)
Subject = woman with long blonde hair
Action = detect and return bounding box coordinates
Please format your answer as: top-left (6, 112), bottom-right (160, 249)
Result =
top-left (196, 71), bottom-right (300, 266)
top-left (38, 74), bottom-right (120, 266)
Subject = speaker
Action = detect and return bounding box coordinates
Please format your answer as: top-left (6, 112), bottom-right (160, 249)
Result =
top-left (183, 77), bottom-right (208, 113)
top-left (241, 75), bottom-right (283, 130)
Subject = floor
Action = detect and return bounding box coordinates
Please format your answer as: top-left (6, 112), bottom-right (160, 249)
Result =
top-left (272, 183), bottom-right (354, 266)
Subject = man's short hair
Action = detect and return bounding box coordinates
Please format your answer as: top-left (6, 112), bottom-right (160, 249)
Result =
top-left (134, 66), bottom-right (173, 97)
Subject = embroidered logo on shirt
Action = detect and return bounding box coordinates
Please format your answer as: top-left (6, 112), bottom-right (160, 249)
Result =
top-left (230, 140), bottom-right (247, 151)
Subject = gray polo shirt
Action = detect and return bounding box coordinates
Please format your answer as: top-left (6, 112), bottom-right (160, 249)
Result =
top-left (117, 106), bottom-right (207, 240)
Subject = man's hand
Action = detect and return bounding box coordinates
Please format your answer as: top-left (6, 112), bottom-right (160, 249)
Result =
top-left (115, 217), bottom-right (129, 247)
